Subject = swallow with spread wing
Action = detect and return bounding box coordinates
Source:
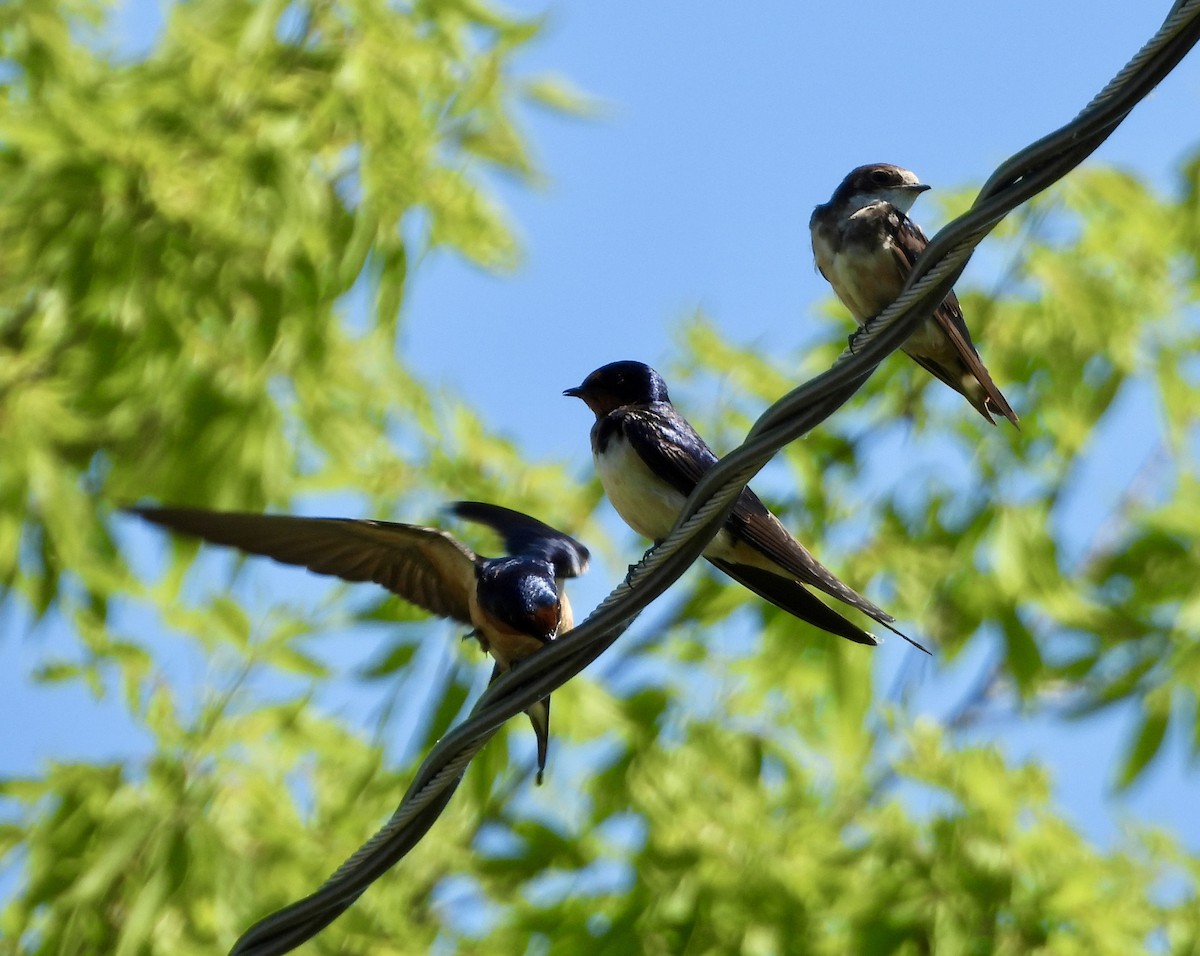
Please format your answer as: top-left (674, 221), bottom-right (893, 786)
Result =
top-left (810, 162), bottom-right (1018, 426)
top-left (565, 360), bottom-right (927, 652)
top-left (128, 501), bottom-right (590, 782)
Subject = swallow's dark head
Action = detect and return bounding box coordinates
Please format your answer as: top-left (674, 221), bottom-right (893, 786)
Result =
top-left (829, 163), bottom-right (929, 215)
top-left (564, 360), bottom-right (670, 417)
top-left (477, 557), bottom-right (562, 640)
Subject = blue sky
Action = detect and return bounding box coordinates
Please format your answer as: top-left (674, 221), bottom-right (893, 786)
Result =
top-left (3, 0), bottom-right (1199, 894)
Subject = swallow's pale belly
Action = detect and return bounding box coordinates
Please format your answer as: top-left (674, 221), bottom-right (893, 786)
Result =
top-left (585, 431), bottom-right (801, 573)
top-left (594, 435), bottom-right (743, 561)
top-left (594, 436), bottom-right (690, 542)
top-left (813, 232), bottom-right (949, 361)
top-left (822, 244), bottom-right (903, 324)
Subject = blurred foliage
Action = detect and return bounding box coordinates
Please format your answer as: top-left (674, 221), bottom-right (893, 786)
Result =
top-left (2, 1), bottom-right (1199, 954)
top-left (0, 0), bottom-right (588, 628)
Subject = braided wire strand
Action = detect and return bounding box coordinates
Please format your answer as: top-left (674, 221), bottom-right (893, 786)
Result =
top-left (230, 3), bottom-right (1200, 952)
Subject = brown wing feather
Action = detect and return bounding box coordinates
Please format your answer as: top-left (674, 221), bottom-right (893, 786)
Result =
top-left (128, 506), bottom-right (478, 623)
top-left (890, 215), bottom-right (1019, 426)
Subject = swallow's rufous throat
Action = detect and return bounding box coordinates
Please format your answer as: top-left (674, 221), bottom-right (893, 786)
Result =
top-left (810, 162), bottom-right (1018, 426)
top-left (565, 360), bottom-right (927, 652)
top-left (128, 501), bottom-right (590, 782)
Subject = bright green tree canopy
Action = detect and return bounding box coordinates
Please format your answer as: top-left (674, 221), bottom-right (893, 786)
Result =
top-left (2, 2), bottom-right (1198, 954)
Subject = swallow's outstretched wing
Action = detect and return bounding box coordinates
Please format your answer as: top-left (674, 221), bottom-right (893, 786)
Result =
top-left (448, 500), bottom-right (590, 578)
top-left (127, 506), bottom-right (478, 623)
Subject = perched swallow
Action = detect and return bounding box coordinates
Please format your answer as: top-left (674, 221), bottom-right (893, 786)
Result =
top-left (565, 361), bottom-right (926, 652)
top-left (810, 163), bottom-right (1018, 426)
top-left (127, 501), bottom-right (590, 782)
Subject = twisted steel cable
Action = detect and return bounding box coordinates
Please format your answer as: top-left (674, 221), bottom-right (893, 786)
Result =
top-left (230, 2), bottom-right (1200, 952)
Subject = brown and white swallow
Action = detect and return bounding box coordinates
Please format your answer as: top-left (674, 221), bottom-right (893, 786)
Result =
top-left (810, 162), bottom-right (1018, 426)
top-left (127, 501), bottom-right (590, 782)
top-left (565, 360), bottom-right (928, 652)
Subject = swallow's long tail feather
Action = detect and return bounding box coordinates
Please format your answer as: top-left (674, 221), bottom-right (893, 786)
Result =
top-left (709, 559), bottom-right (879, 646)
top-left (982, 389), bottom-right (1019, 429)
top-left (528, 698), bottom-right (550, 786)
top-left (773, 547), bottom-right (897, 626)
top-left (877, 620), bottom-right (930, 655)
top-left (961, 345), bottom-right (1020, 429)
top-left (959, 364), bottom-right (1019, 429)
top-left (711, 559), bottom-right (930, 654)
top-left (906, 346), bottom-right (1019, 428)
top-left (793, 563), bottom-right (931, 654)
top-left (490, 662), bottom-right (551, 784)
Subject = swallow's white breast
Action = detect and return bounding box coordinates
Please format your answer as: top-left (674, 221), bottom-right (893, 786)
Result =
top-left (594, 435), bottom-right (687, 542)
top-left (594, 432), bottom-right (748, 561)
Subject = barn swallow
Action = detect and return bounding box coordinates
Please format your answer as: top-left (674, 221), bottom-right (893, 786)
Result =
top-left (810, 163), bottom-right (1018, 426)
top-left (565, 361), bottom-right (927, 652)
top-left (127, 501), bottom-right (590, 782)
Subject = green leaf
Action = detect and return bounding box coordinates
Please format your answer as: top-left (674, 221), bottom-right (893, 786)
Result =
top-left (1116, 690), bottom-right (1171, 790)
top-left (356, 639), bottom-right (418, 680)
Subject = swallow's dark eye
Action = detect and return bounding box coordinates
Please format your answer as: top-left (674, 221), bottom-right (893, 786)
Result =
top-left (871, 169), bottom-right (893, 186)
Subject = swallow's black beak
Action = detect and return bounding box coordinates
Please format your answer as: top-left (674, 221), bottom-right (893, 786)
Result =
top-left (563, 386), bottom-right (583, 398)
